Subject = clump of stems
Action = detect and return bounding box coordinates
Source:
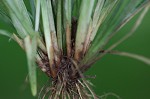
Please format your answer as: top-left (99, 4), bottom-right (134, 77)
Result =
top-left (0, 0), bottom-right (150, 98)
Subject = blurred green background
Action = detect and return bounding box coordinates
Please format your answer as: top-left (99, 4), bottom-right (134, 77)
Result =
top-left (0, 9), bottom-right (150, 99)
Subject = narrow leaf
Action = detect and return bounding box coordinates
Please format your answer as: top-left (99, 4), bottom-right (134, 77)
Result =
top-left (47, 0), bottom-right (60, 57)
top-left (40, 0), bottom-right (56, 77)
top-left (29, 0), bottom-right (36, 20)
top-left (0, 30), bottom-right (12, 38)
top-left (0, 3), bottom-right (12, 25)
top-left (81, 4), bottom-right (150, 70)
top-left (92, 0), bottom-right (105, 29)
top-left (107, 5), bottom-right (150, 53)
top-left (51, 0), bottom-right (57, 17)
top-left (63, 0), bottom-right (72, 57)
top-left (75, 0), bottom-right (95, 60)
top-left (4, 0), bottom-right (34, 36)
top-left (72, 0), bottom-right (82, 18)
top-left (111, 51), bottom-right (150, 65)
top-left (83, 0), bottom-right (150, 64)
top-left (90, 0), bottom-right (117, 41)
top-left (35, 0), bottom-right (40, 31)
top-left (10, 12), bottom-right (27, 38)
top-left (83, 0), bottom-right (116, 54)
top-left (57, 0), bottom-right (63, 50)
top-left (12, 34), bottom-right (24, 49)
top-left (24, 36), bottom-right (37, 96)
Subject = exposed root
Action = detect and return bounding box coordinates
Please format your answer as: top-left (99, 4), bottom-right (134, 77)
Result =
top-left (38, 79), bottom-right (98, 99)
top-left (37, 55), bottom-right (120, 99)
top-left (99, 92), bottom-right (121, 99)
top-left (38, 57), bottom-right (98, 99)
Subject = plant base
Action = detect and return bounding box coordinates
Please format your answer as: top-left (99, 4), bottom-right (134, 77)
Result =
top-left (38, 57), bottom-right (98, 99)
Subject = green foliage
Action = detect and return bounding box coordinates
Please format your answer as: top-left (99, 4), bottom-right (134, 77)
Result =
top-left (75, 0), bottom-right (95, 59)
top-left (0, 0), bottom-right (150, 97)
top-left (83, 0), bottom-right (150, 64)
top-left (24, 36), bottom-right (37, 96)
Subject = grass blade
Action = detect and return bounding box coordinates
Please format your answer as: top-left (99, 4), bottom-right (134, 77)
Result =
top-left (12, 34), bottom-right (24, 49)
top-left (83, 0), bottom-right (150, 64)
top-left (75, 0), bottom-right (95, 60)
top-left (34, 0), bottom-right (47, 54)
top-left (111, 51), bottom-right (150, 65)
top-left (0, 2), bottom-right (12, 25)
top-left (90, 0), bottom-right (117, 41)
top-left (10, 13), bottom-right (28, 38)
top-left (83, 0), bottom-right (116, 54)
top-left (35, 0), bottom-right (40, 31)
top-left (82, 0), bottom-right (118, 64)
top-left (63, 0), bottom-right (72, 57)
top-left (24, 36), bottom-right (37, 96)
top-left (0, 1), bottom-right (9, 16)
top-left (29, 0), bottom-right (36, 20)
top-left (40, 0), bottom-right (56, 78)
top-left (106, 4), bottom-right (150, 53)
top-left (57, 0), bottom-right (63, 50)
top-left (81, 5), bottom-right (150, 71)
top-left (72, 0), bottom-right (82, 18)
top-left (47, 0), bottom-right (60, 65)
top-left (0, 30), bottom-right (12, 38)
top-left (51, 0), bottom-right (57, 17)
top-left (92, 0), bottom-right (105, 30)
top-left (4, 0), bottom-right (34, 36)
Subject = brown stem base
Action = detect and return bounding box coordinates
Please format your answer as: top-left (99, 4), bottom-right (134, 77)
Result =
top-left (38, 58), bottom-right (98, 99)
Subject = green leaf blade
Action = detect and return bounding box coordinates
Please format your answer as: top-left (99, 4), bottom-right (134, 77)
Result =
top-left (0, 30), bottom-right (12, 38)
top-left (4, 0), bottom-right (34, 37)
top-left (40, 0), bottom-right (56, 77)
top-left (75, 0), bottom-right (95, 60)
top-left (112, 51), bottom-right (150, 65)
top-left (35, 0), bottom-right (41, 31)
top-left (63, 0), bottom-right (72, 57)
top-left (24, 36), bottom-right (37, 96)
top-left (57, 0), bottom-right (63, 50)
top-left (83, 0), bottom-right (150, 64)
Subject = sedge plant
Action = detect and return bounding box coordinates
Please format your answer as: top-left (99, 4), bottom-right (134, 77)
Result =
top-left (0, 0), bottom-right (150, 98)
